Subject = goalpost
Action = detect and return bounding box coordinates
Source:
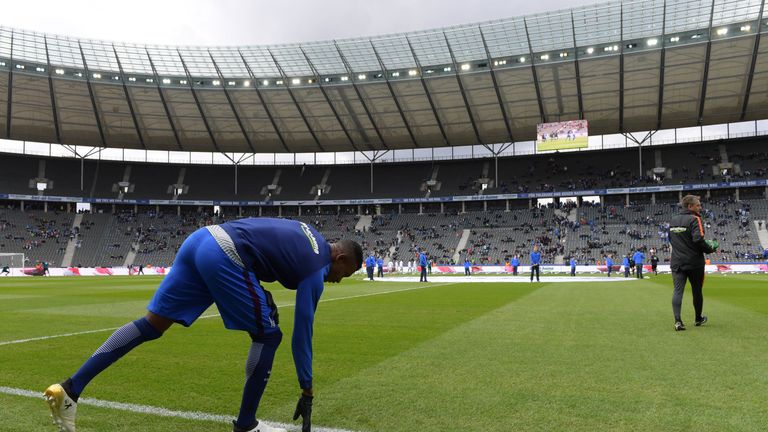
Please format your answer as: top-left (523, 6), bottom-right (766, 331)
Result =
top-left (0, 253), bottom-right (25, 267)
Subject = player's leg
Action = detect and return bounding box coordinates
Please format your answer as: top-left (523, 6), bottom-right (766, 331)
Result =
top-left (233, 331), bottom-right (283, 432)
top-left (671, 269), bottom-right (688, 329)
top-left (45, 229), bottom-right (213, 432)
top-left (689, 268), bottom-right (706, 325)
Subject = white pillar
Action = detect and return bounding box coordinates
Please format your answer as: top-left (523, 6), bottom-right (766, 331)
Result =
top-left (651, 193), bottom-right (656, 204)
top-left (419, 203), bottom-right (423, 215)
top-left (505, 200), bottom-right (510, 212)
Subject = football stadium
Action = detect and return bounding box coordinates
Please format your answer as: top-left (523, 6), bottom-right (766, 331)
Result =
top-left (2, 0), bottom-right (768, 430)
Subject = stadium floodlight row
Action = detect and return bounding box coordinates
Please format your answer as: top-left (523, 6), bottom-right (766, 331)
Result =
top-left (0, 0), bottom-right (766, 153)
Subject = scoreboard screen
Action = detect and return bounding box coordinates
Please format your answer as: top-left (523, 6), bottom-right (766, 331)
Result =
top-left (536, 120), bottom-right (588, 152)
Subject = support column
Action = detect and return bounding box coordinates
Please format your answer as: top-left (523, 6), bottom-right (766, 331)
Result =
top-left (238, 206), bottom-right (242, 217)
top-left (625, 194), bottom-right (630, 206)
top-left (484, 201), bottom-right (487, 211)
top-left (461, 201), bottom-right (466, 213)
top-left (337, 205), bottom-right (340, 215)
top-left (178, 205), bottom-right (181, 216)
top-left (278, 206), bottom-right (282, 217)
top-left (528, 199), bottom-right (533, 209)
top-left (419, 203), bottom-right (423, 215)
top-left (764, 186), bottom-right (768, 198)
top-left (651, 193), bottom-right (656, 204)
top-left (735, 188), bottom-right (740, 202)
top-left (67, 202), bottom-right (71, 213)
top-left (505, 200), bottom-right (510, 212)
top-left (440, 202), bottom-right (444, 213)
top-left (156, 205), bottom-right (160, 214)
top-left (705, 189), bottom-right (711, 200)
top-left (679, 191), bottom-right (683, 202)
top-left (20, 201), bottom-right (24, 211)
top-left (398, 203), bottom-right (402, 214)
top-left (44, 201), bottom-right (48, 212)
top-left (298, 205), bottom-right (302, 216)
top-left (357, 205), bottom-right (362, 216)
top-left (134, 204), bottom-right (138, 213)
top-left (258, 206), bottom-right (263, 217)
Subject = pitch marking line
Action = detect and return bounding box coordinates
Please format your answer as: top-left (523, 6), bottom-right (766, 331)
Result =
top-left (0, 282), bottom-right (456, 347)
top-left (0, 386), bottom-right (360, 432)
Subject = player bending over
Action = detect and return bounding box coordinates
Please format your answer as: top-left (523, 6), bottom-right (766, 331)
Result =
top-left (44, 218), bottom-right (363, 432)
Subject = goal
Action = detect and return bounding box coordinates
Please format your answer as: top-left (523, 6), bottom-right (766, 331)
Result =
top-left (0, 253), bottom-right (25, 267)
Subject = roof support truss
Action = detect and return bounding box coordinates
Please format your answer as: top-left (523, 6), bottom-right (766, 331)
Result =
top-left (177, 50), bottom-right (221, 152)
top-left (237, 50), bottom-right (291, 152)
top-left (522, 19), bottom-right (547, 123)
top-left (478, 26), bottom-right (515, 142)
top-left (208, 51), bottom-right (256, 152)
top-left (369, 41), bottom-right (420, 147)
top-left (78, 42), bottom-right (107, 147)
top-left (266, 48), bottom-right (325, 152)
top-left (697, 0), bottom-right (717, 124)
top-left (443, 32), bottom-right (483, 145)
top-left (741, 0), bottom-right (766, 120)
top-left (112, 45), bottom-right (146, 149)
top-left (570, 12), bottom-right (585, 120)
top-left (145, 48), bottom-right (184, 151)
top-left (404, 36), bottom-right (451, 146)
top-left (334, 41), bottom-right (389, 150)
top-left (657, 0), bottom-right (668, 130)
top-left (43, 36), bottom-right (62, 144)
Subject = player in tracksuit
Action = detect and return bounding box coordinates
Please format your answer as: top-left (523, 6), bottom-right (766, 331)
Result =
top-left (464, 259), bottom-right (471, 276)
top-left (605, 255), bottom-right (613, 277)
top-left (44, 218), bottom-right (363, 432)
top-left (511, 255), bottom-right (520, 275)
top-left (419, 250), bottom-right (428, 282)
top-left (376, 256), bottom-right (384, 278)
top-left (530, 246), bottom-right (541, 282)
top-left (669, 195), bottom-right (718, 331)
top-left (623, 255), bottom-right (631, 278)
top-left (569, 257), bottom-right (577, 276)
top-left (366, 254), bottom-right (375, 281)
top-left (633, 250), bottom-right (645, 279)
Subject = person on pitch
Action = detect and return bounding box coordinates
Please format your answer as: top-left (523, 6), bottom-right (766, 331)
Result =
top-left (44, 218), bottom-right (363, 432)
top-left (669, 195), bottom-right (718, 331)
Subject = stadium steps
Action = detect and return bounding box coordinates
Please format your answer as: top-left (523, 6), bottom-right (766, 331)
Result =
top-left (754, 220), bottom-right (768, 249)
top-left (61, 214), bottom-right (83, 267)
top-left (453, 229), bottom-right (471, 263)
top-left (123, 242), bottom-right (138, 267)
top-left (355, 215), bottom-right (372, 232)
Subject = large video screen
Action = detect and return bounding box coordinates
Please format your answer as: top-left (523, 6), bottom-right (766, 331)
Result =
top-left (536, 120), bottom-right (588, 152)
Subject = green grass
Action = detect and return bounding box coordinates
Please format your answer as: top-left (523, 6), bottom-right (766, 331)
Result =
top-left (1, 274), bottom-right (767, 431)
top-left (537, 135), bottom-right (589, 152)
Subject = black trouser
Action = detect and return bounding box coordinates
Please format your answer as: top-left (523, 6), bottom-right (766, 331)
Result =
top-left (570, 267), bottom-right (575, 276)
top-left (530, 264), bottom-right (540, 282)
top-left (513, 265), bottom-right (518, 275)
top-left (672, 267), bottom-right (705, 322)
top-left (607, 266), bottom-right (612, 277)
top-left (366, 266), bottom-right (374, 280)
top-left (652, 264), bottom-right (658, 275)
top-left (377, 267), bottom-right (383, 277)
top-left (624, 266), bottom-right (630, 277)
top-left (465, 268), bottom-right (470, 276)
top-left (420, 266), bottom-right (428, 282)
top-left (636, 264), bottom-right (643, 279)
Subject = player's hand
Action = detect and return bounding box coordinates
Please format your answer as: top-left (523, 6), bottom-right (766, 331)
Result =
top-left (293, 393), bottom-right (313, 432)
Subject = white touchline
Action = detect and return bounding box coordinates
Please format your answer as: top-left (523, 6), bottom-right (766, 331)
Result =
top-left (0, 386), bottom-right (361, 432)
top-left (0, 282), bottom-right (456, 347)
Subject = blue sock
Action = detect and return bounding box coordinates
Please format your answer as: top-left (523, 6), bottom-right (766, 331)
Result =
top-left (69, 317), bottom-right (162, 398)
top-left (235, 331), bottom-right (282, 429)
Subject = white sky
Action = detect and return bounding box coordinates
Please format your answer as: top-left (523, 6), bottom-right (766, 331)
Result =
top-left (2, 0), bottom-right (603, 46)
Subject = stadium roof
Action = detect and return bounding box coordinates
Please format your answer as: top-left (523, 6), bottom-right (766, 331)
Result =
top-left (0, 0), bottom-right (766, 153)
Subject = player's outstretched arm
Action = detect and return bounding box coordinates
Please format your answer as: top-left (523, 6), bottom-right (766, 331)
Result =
top-left (292, 267), bottom-right (325, 431)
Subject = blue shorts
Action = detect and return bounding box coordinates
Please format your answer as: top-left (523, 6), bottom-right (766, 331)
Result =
top-left (147, 228), bottom-right (279, 334)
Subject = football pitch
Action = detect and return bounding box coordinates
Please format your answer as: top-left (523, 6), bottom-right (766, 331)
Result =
top-left (1, 274), bottom-right (767, 432)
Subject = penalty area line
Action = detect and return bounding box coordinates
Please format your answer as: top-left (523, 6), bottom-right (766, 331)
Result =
top-left (0, 386), bottom-right (360, 432)
top-left (0, 282), bottom-right (456, 347)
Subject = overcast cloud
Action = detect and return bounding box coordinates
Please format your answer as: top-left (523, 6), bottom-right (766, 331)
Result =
top-left (4, 0), bottom-right (603, 46)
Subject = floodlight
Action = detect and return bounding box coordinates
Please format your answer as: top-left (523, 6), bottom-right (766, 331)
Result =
top-left (391, 71), bottom-right (400, 77)
top-left (292, 78), bottom-right (301, 85)
top-left (716, 28), bottom-right (728, 36)
top-left (540, 54), bottom-right (549, 60)
top-left (262, 79), bottom-right (269, 86)
top-left (460, 63), bottom-right (470, 70)
top-left (741, 25), bottom-right (751, 31)
top-left (212, 80), bottom-right (221, 85)
top-left (670, 36), bottom-right (680, 42)
top-left (358, 74), bottom-right (366, 80)
top-left (408, 70), bottom-right (418, 76)
top-left (243, 80), bottom-right (251, 86)
top-left (55, 69), bottom-right (65, 75)
top-left (340, 76), bottom-right (349, 81)
top-left (162, 78), bottom-right (171, 84)
top-left (586, 47), bottom-right (594, 54)
top-left (647, 38), bottom-right (658, 46)
top-left (92, 73), bottom-right (101, 79)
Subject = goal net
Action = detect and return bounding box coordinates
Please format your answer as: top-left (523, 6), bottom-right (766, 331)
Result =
top-left (0, 253), bottom-right (25, 267)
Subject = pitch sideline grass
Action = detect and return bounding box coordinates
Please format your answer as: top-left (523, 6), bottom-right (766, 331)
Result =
top-left (0, 274), bottom-right (766, 431)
